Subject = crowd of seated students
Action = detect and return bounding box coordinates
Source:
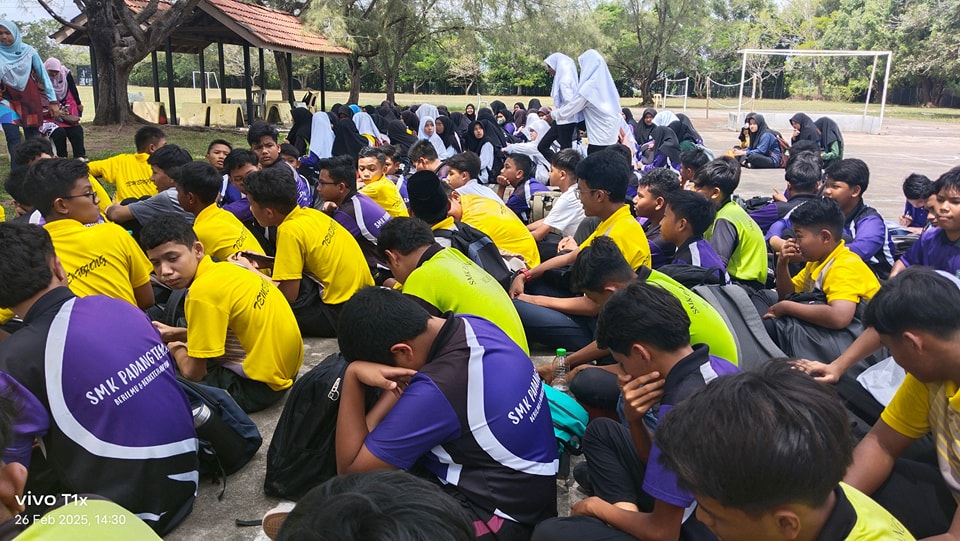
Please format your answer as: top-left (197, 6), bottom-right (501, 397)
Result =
top-left (3, 96), bottom-right (960, 541)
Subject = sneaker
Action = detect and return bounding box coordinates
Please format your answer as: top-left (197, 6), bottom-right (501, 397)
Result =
top-left (262, 501), bottom-right (296, 540)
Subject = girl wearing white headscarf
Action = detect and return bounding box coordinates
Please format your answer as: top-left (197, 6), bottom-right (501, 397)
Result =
top-left (0, 20), bottom-right (59, 145)
top-left (300, 110), bottom-right (335, 168)
top-left (42, 57), bottom-right (86, 158)
top-left (553, 49), bottom-right (621, 153)
top-left (417, 115), bottom-right (447, 159)
top-left (538, 53), bottom-right (582, 159)
top-left (353, 111), bottom-right (388, 146)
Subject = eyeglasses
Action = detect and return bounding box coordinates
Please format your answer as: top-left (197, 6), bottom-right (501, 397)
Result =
top-left (574, 187), bottom-right (610, 200)
top-left (317, 181), bottom-right (339, 186)
top-left (61, 192), bottom-right (99, 203)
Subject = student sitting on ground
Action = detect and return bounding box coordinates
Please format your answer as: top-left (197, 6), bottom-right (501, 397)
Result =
top-left (335, 287), bottom-right (558, 539)
top-left (692, 157), bottom-right (768, 288)
top-left (0, 222), bottom-right (197, 536)
top-left (765, 197), bottom-right (880, 358)
top-left (174, 161), bottom-right (264, 261)
top-left (560, 237), bottom-right (738, 413)
top-left (142, 216), bottom-right (304, 413)
top-left (24, 158), bottom-right (154, 309)
top-left (898, 173), bottom-right (933, 234)
top-left (377, 217), bottom-right (528, 353)
top-left (502, 153), bottom-right (549, 223)
top-left (633, 168), bottom-right (679, 268)
top-left (893, 166), bottom-right (960, 276)
top-left (247, 121), bottom-right (312, 208)
top-left (237, 167), bottom-right (373, 337)
top-left (842, 268), bottom-right (960, 538)
top-left (765, 154), bottom-right (824, 253)
top-left (13, 137), bottom-right (110, 220)
top-left (221, 148), bottom-right (273, 254)
top-left (408, 139), bottom-right (450, 180)
top-left (660, 190), bottom-right (728, 279)
top-left (316, 155), bottom-right (393, 282)
top-left (87, 125), bottom-right (166, 202)
top-left (532, 282), bottom-right (738, 541)
top-left (358, 146), bottom-right (409, 218)
top-left (526, 148), bottom-right (585, 242)
top-left (732, 112), bottom-right (781, 169)
top-left (104, 144), bottom-right (194, 231)
top-left (822, 158), bottom-right (895, 278)
top-left (445, 150), bottom-right (502, 203)
top-left (4, 167), bottom-right (42, 224)
top-left (205, 138), bottom-right (232, 173)
top-left (656, 361), bottom-right (912, 541)
top-left (678, 148), bottom-right (709, 188)
top-left (448, 184), bottom-right (541, 269)
top-left (280, 143), bottom-right (320, 203)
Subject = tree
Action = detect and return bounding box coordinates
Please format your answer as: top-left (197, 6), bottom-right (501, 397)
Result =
top-left (16, 19), bottom-right (90, 69)
top-left (39, 0), bottom-right (203, 125)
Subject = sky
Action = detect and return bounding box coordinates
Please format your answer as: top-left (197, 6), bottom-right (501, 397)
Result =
top-left (1, 0), bottom-right (80, 23)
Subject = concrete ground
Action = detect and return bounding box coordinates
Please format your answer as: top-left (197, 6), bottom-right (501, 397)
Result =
top-left (166, 113), bottom-right (959, 540)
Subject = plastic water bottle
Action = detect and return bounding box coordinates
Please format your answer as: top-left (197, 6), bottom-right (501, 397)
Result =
top-left (552, 348), bottom-right (569, 392)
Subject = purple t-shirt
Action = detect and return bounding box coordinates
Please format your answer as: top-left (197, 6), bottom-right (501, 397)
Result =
top-left (644, 344), bottom-right (739, 508)
top-left (644, 223), bottom-right (675, 269)
top-left (333, 192), bottom-right (392, 268)
top-left (506, 178), bottom-right (549, 223)
top-left (900, 227), bottom-right (960, 276)
top-left (672, 237), bottom-right (731, 283)
top-left (365, 315), bottom-right (558, 525)
top-left (904, 201), bottom-right (927, 228)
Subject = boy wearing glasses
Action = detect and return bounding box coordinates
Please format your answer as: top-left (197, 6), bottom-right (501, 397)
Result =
top-left (24, 158), bottom-right (154, 309)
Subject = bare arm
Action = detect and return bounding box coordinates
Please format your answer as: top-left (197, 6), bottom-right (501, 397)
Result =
top-left (515, 293), bottom-right (599, 316)
top-left (574, 497), bottom-right (683, 541)
top-left (527, 222), bottom-right (553, 242)
top-left (766, 299), bottom-right (858, 330)
top-left (795, 327), bottom-right (882, 383)
top-left (509, 247), bottom-right (579, 298)
top-left (105, 203), bottom-right (135, 223)
top-left (889, 259), bottom-right (907, 278)
top-left (277, 279), bottom-right (301, 304)
top-left (844, 419), bottom-right (916, 495)
top-left (133, 282), bottom-right (155, 310)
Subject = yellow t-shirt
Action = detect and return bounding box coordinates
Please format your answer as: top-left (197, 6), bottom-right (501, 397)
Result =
top-left (44, 219), bottom-right (152, 306)
top-left (186, 257), bottom-right (304, 391)
top-left (193, 204), bottom-right (264, 261)
top-left (0, 308), bottom-right (14, 325)
top-left (360, 176), bottom-right (409, 218)
top-left (579, 204), bottom-right (652, 270)
top-left (90, 175), bottom-right (111, 213)
top-left (838, 483), bottom-right (914, 540)
top-left (460, 194), bottom-right (541, 268)
top-left (792, 241), bottom-right (880, 304)
top-left (15, 498), bottom-right (163, 540)
top-left (272, 206), bottom-right (374, 305)
top-left (87, 153), bottom-right (157, 202)
top-left (881, 374), bottom-right (960, 498)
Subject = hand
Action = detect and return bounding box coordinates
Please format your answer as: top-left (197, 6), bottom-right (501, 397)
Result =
top-left (496, 174), bottom-right (509, 187)
top-left (568, 363), bottom-right (598, 379)
top-left (793, 359), bottom-right (842, 384)
top-left (620, 371), bottom-right (664, 424)
top-left (509, 274), bottom-right (526, 299)
top-left (536, 363), bottom-right (554, 384)
top-left (229, 252), bottom-right (259, 271)
top-left (733, 149), bottom-right (745, 157)
top-left (346, 361), bottom-right (417, 394)
top-left (557, 236), bottom-right (577, 252)
top-left (898, 215), bottom-right (912, 227)
top-left (152, 321), bottom-right (186, 343)
top-left (77, 103), bottom-right (84, 114)
top-left (772, 190), bottom-right (788, 203)
top-left (48, 102), bottom-right (61, 117)
top-left (779, 239), bottom-right (803, 264)
top-left (571, 496), bottom-right (607, 518)
top-left (321, 201), bottom-right (339, 214)
top-left (763, 301), bottom-right (793, 320)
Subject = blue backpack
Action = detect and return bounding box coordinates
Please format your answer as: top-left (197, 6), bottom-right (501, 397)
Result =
top-left (543, 384), bottom-right (588, 456)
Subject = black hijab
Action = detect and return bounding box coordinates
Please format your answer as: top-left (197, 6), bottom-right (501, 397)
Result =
top-left (745, 113), bottom-right (772, 150)
top-left (489, 100), bottom-right (507, 114)
top-left (634, 107), bottom-right (657, 145)
top-left (465, 103), bottom-right (476, 122)
top-left (668, 113), bottom-right (702, 145)
top-left (527, 98), bottom-right (542, 111)
top-left (450, 112), bottom-right (470, 137)
top-left (814, 116), bottom-right (843, 154)
top-left (477, 107), bottom-right (496, 124)
top-left (649, 125), bottom-right (682, 166)
top-left (378, 106), bottom-right (399, 122)
top-left (465, 119), bottom-right (504, 154)
top-left (332, 113), bottom-right (369, 159)
top-left (436, 115), bottom-right (462, 153)
top-left (621, 108), bottom-right (637, 130)
top-left (337, 104), bottom-right (354, 120)
top-left (387, 119), bottom-right (418, 154)
top-left (331, 103), bottom-right (343, 114)
top-left (401, 110), bottom-right (420, 132)
top-left (790, 112), bottom-right (819, 144)
top-left (288, 107), bottom-right (313, 155)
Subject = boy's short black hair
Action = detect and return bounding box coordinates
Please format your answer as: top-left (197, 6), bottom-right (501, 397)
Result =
top-left (679, 148), bottom-right (709, 171)
top-left (379, 144), bottom-right (401, 161)
top-left (664, 190), bottom-right (716, 237)
top-left (223, 149), bottom-right (259, 174)
top-left (825, 158), bottom-right (869, 194)
top-left (692, 157), bottom-right (741, 198)
top-left (0, 222), bottom-right (56, 307)
top-left (656, 360), bottom-right (854, 516)
top-left (12, 138), bottom-right (53, 166)
top-left (407, 170), bottom-right (449, 225)
top-left (23, 158), bottom-right (89, 217)
top-left (603, 144), bottom-right (633, 169)
top-left (358, 146), bottom-right (387, 165)
top-left (549, 148), bottom-right (581, 177)
top-left (902, 173), bottom-right (932, 200)
top-left (785, 155), bottom-right (823, 194)
top-left (785, 140), bottom-right (823, 169)
top-left (788, 197), bottom-right (843, 240)
top-left (175, 161), bottom-right (223, 205)
top-left (317, 155), bottom-right (358, 191)
top-left (864, 267), bottom-right (960, 340)
top-left (408, 140), bottom-right (439, 164)
top-left (637, 168), bottom-right (680, 199)
top-left (934, 166), bottom-right (960, 197)
top-left (247, 121), bottom-right (279, 145)
top-left (278, 471), bottom-right (473, 541)
top-left (595, 280), bottom-right (691, 354)
top-left (147, 144), bottom-right (193, 174)
top-left (206, 139), bottom-right (233, 154)
top-left (337, 287), bottom-right (430, 366)
top-left (446, 152), bottom-right (481, 179)
top-left (3, 168), bottom-right (32, 206)
top-left (279, 143), bottom-right (301, 159)
top-left (571, 236), bottom-right (635, 293)
top-left (134, 126), bottom-right (166, 152)
top-left (505, 153), bottom-right (533, 179)
top-left (243, 166), bottom-right (298, 213)
top-left (576, 151), bottom-right (630, 203)
top-left (376, 217), bottom-right (435, 261)
top-left (140, 214), bottom-right (198, 251)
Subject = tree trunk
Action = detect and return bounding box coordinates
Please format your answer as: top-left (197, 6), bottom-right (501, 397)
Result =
top-left (87, 4), bottom-right (134, 125)
top-left (464, 80), bottom-right (474, 95)
top-left (385, 72), bottom-right (398, 103)
top-left (347, 56), bottom-right (362, 104)
top-left (273, 50), bottom-right (290, 101)
top-left (640, 79), bottom-right (653, 106)
top-left (919, 76), bottom-right (936, 107)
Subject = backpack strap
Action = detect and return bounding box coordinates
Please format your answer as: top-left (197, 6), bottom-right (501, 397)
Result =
top-left (164, 288), bottom-right (189, 327)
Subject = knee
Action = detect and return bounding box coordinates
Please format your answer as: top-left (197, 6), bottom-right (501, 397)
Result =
top-left (582, 417), bottom-right (620, 455)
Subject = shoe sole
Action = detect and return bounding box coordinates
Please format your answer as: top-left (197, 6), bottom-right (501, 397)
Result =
top-left (262, 511), bottom-right (289, 540)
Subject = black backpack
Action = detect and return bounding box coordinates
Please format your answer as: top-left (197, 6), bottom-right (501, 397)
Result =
top-left (263, 353), bottom-right (380, 501)
top-left (433, 222), bottom-right (513, 290)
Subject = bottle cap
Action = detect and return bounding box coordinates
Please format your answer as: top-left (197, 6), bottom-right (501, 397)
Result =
top-left (556, 348), bottom-right (566, 356)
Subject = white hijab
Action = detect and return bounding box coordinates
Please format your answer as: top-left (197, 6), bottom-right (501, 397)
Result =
top-left (353, 112), bottom-right (387, 144)
top-left (576, 49), bottom-right (622, 119)
top-left (416, 103), bottom-right (440, 124)
top-left (653, 110), bottom-right (679, 127)
top-left (520, 112), bottom-right (541, 140)
top-left (417, 115), bottom-right (446, 158)
top-left (309, 111), bottom-right (335, 159)
top-left (544, 53), bottom-right (580, 110)
top-left (527, 119), bottom-right (551, 142)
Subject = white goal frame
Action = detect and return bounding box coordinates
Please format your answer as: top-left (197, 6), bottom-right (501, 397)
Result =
top-left (736, 49), bottom-right (893, 133)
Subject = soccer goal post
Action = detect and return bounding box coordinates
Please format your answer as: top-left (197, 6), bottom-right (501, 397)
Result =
top-left (736, 49), bottom-right (893, 133)
top-left (662, 77), bottom-right (689, 111)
